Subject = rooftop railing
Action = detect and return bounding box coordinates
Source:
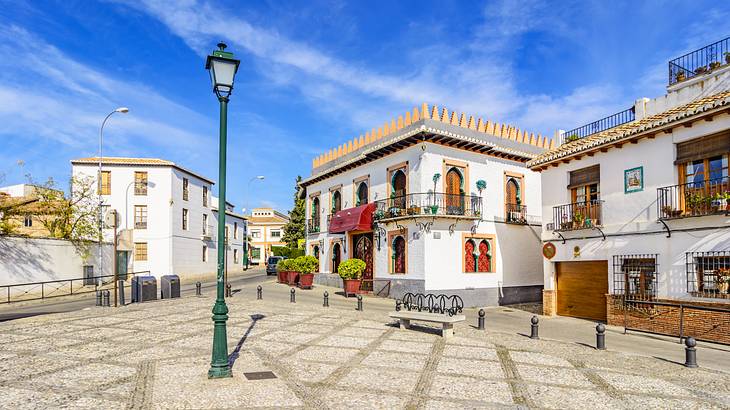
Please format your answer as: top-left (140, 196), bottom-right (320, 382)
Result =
top-left (657, 176), bottom-right (730, 220)
top-left (374, 192), bottom-right (482, 220)
top-left (551, 200), bottom-right (603, 232)
top-left (561, 107), bottom-right (635, 143)
top-left (669, 37), bottom-right (730, 85)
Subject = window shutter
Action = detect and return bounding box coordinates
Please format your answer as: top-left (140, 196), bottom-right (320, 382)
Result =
top-left (675, 131), bottom-right (730, 164)
top-left (568, 165), bottom-right (600, 188)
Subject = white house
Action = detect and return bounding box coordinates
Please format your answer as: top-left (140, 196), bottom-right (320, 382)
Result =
top-left (71, 157), bottom-right (246, 282)
top-left (246, 208), bottom-right (289, 266)
top-left (301, 104), bottom-right (552, 307)
top-left (527, 38), bottom-right (730, 342)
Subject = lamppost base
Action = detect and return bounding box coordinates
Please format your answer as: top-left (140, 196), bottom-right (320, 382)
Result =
top-left (208, 366), bottom-right (233, 379)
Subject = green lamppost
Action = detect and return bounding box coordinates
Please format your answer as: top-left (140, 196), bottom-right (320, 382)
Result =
top-left (205, 42), bottom-right (240, 379)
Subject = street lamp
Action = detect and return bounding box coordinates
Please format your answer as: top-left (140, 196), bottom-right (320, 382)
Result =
top-left (243, 175), bottom-right (265, 269)
top-left (98, 107), bottom-right (129, 284)
top-left (205, 42), bottom-right (240, 379)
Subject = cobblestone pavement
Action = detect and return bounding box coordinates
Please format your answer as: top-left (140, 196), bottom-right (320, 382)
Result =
top-left (0, 283), bottom-right (728, 409)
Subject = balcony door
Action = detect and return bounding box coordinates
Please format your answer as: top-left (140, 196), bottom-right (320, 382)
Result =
top-left (445, 167), bottom-right (464, 214)
top-left (391, 170), bottom-right (407, 209)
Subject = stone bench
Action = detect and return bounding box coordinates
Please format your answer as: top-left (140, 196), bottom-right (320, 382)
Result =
top-left (389, 310), bottom-right (465, 337)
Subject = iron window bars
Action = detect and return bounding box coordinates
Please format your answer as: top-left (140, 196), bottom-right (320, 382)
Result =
top-left (612, 254), bottom-right (659, 300)
top-left (686, 251), bottom-right (730, 299)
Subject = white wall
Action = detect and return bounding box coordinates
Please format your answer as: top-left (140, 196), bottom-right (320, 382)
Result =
top-left (0, 236), bottom-right (113, 285)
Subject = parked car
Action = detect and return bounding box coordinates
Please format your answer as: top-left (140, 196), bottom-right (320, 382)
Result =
top-left (266, 256), bottom-right (285, 275)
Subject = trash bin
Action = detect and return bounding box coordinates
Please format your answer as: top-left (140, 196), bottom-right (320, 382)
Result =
top-left (131, 275), bottom-right (157, 303)
top-left (160, 275), bottom-right (180, 299)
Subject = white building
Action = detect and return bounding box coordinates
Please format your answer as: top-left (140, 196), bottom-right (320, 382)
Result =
top-left (71, 157), bottom-right (247, 281)
top-left (528, 40), bottom-right (730, 332)
top-left (246, 208), bottom-right (289, 266)
top-left (301, 104), bottom-right (552, 306)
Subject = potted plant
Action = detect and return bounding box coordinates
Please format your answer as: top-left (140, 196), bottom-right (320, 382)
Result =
top-left (430, 204), bottom-right (439, 214)
top-left (276, 259), bottom-right (291, 283)
top-left (717, 269), bottom-right (730, 294)
top-left (661, 205), bottom-right (682, 218)
top-left (297, 255), bottom-right (319, 289)
top-left (572, 212), bottom-right (585, 229)
top-left (695, 66), bottom-right (707, 75)
top-left (338, 258), bottom-right (366, 297)
top-left (676, 71), bottom-right (686, 82)
top-left (725, 52), bottom-right (730, 64)
top-left (710, 61), bottom-right (722, 70)
top-left (565, 134), bottom-right (580, 142)
top-left (686, 193), bottom-right (705, 215)
top-left (287, 257), bottom-right (301, 286)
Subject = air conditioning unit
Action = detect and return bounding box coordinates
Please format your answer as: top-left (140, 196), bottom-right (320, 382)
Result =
top-left (160, 275), bottom-right (180, 299)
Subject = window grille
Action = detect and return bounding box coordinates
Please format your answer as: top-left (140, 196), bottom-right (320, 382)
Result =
top-left (686, 251), bottom-right (730, 299)
top-left (612, 254), bottom-right (658, 300)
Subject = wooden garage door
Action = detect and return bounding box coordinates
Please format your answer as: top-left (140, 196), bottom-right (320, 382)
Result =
top-left (556, 261), bottom-right (608, 321)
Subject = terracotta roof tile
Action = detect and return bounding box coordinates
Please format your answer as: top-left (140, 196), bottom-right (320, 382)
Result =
top-left (527, 90), bottom-right (730, 168)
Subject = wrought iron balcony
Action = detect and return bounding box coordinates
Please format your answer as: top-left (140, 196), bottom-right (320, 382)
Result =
top-left (307, 218), bottom-right (321, 234)
top-left (551, 200), bottom-right (603, 232)
top-left (505, 203), bottom-right (527, 224)
top-left (669, 37), bottom-right (730, 85)
top-left (561, 107), bottom-right (635, 143)
top-left (657, 176), bottom-right (730, 220)
top-left (374, 192), bottom-right (482, 220)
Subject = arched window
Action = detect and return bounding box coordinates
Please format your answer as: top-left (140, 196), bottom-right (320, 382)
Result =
top-left (356, 182), bottom-right (368, 205)
top-left (313, 245), bottom-right (319, 257)
top-left (464, 239), bottom-right (476, 272)
top-left (445, 167), bottom-right (464, 214)
top-left (392, 236), bottom-right (406, 274)
top-left (312, 197), bottom-right (320, 226)
top-left (478, 240), bottom-right (492, 272)
top-left (391, 170), bottom-right (407, 209)
top-left (332, 191), bottom-right (341, 213)
top-left (332, 243), bottom-right (341, 273)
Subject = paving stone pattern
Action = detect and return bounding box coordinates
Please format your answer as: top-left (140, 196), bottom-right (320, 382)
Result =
top-left (0, 287), bottom-right (728, 409)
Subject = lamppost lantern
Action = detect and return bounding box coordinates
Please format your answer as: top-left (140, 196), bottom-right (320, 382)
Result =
top-left (205, 42), bottom-right (240, 99)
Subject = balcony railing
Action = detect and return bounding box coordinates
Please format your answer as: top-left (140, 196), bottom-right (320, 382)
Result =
top-left (505, 203), bottom-right (527, 224)
top-left (669, 37), bottom-right (730, 85)
top-left (561, 107), bottom-right (635, 142)
top-left (374, 192), bottom-right (482, 220)
top-left (307, 218), bottom-right (321, 234)
top-left (551, 200), bottom-right (603, 232)
top-left (687, 251), bottom-right (730, 299)
top-left (657, 176), bottom-right (730, 220)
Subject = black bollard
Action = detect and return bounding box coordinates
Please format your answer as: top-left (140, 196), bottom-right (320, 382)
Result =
top-left (226, 283), bottom-right (232, 297)
top-left (323, 291), bottom-right (329, 307)
top-left (684, 337), bottom-right (698, 368)
top-left (290, 288), bottom-right (296, 303)
top-left (257, 285), bottom-right (262, 300)
top-left (96, 290), bottom-right (103, 307)
top-left (478, 309), bottom-right (486, 330)
top-left (530, 316), bottom-right (539, 340)
top-left (117, 280), bottom-right (125, 306)
top-left (356, 294), bottom-right (363, 311)
top-left (395, 300), bottom-right (401, 312)
top-left (596, 323), bottom-right (606, 350)
top-left (195, 281), bottom-right (202, 296)
top-left (102, 290), bottom-right (110, 307)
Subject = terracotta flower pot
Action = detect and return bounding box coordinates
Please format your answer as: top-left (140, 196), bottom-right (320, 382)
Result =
top-left (287, 271), bottom-right (299, 286)
top-left (343, 279), bottom-right (361, 297)
top-left (277, 270), bottom-right (287, 284)
top-left (299, 273), bottom-right (314, 289)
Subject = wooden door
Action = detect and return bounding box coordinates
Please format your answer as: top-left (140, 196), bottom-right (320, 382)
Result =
top-left (445, 168), bottom-right (463, 213)
top-left (353, 233), bottom-right (374, 291)
top-left (556, 261), bottom-right (608, 321)
top-left (391, 170), bottom-right (406, 209)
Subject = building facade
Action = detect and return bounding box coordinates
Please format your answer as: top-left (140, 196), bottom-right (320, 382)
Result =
top-left (71, 157), bottom-right (246, 281)
top-left (528, 41), bottom-right (730, 343)
top-left (246, 208), bottom-right (289, 266)
top-left (301, 104), bottom-right (552, 307)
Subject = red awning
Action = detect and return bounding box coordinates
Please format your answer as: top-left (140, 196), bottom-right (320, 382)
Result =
top-left (328, 203), bottom-right (376, 234)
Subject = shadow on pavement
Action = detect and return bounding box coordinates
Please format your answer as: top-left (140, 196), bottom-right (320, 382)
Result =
top-left (228, 313), bottom-right (265, 368)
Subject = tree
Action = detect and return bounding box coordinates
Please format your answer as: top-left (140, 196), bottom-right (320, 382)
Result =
top-left (30, 175), bottom-right (100, 257)
top-left (282, 175), bottom-right (305, 249)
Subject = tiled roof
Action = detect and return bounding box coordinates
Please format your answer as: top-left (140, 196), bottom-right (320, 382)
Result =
top-left (71, 157), bottom-right (215, 184)
top-left (527, 90), bottom-right (730, 168)
top-left (249, 216), bottom-right (288, 224)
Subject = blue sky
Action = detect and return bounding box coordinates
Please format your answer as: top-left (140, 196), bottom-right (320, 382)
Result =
top-left (0, 0), bottom-right (728, 213)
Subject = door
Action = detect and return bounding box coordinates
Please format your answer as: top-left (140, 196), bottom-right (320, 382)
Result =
top-left (332, 243), bottom-right (341, 273)
top-left (445, 168), bottom-right (464, 214)
top-left (116, 251), bottom-right (129, 280)
top-left (391, 170), bottom-right (407, 210)
top-left (353, 233), bottom-right (374, 291)
top-left (556, 261), bottom-right (608, 321)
